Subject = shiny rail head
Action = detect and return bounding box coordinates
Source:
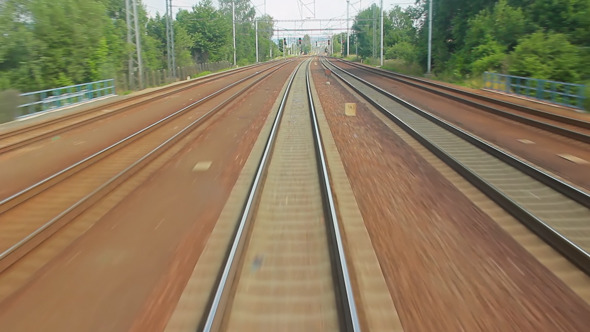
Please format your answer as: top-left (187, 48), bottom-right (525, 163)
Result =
top-left (321, 58), bottom-right (590, 277)
top-left (201, 61), bottom-right (303, 332)
top-left (305, 61), bottom-right (362, 332)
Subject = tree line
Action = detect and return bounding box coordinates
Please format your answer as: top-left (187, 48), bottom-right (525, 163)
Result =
top-left (348, 0), bottom-right (590, 85)
top-left (2, 0), bottom-right (588, 94)
top-left (0, 0), bottom-right (276, 93)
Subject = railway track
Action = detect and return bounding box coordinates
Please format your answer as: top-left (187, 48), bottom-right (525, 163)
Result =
top-left (322, 58), bottom-right (590, 276)
top-left (0, 61), bottom-right (291, 202)
top-left (0, 61), bottom-right (281, 154)
top-left (332, 59), bottom-right (590, 144)
top-left (0, 60), bottom-right (292, 275)
top-left (200, 59), bottom-right (360, 331)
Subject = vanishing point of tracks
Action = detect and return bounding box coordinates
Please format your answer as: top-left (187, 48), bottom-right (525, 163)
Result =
top-left (0, 58), bottom-right (361, 331)
top-left (1, 55), bottom-right (589, 330)
top-left (201, 59), bottom-right (360, 331)
top-left (323, 58), bottom-right (590, 276)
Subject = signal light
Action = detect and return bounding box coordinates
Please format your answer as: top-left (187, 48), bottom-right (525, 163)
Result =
top-left (328, 40), bottom-right (330, 45)
top-left (298, 38), bottom-right (302, 45)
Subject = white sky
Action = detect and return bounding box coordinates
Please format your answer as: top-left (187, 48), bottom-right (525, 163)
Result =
top-left (143, 0), bottom-right (414, 38)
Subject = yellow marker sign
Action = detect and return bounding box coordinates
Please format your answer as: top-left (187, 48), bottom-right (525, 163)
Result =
top-left (345, 103), bottom-right (356, 116)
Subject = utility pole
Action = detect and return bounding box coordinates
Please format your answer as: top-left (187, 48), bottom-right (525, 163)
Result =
top-left (372, 5), bottom-right (376, 59)
top-left (125, 0), bottom-right (143, 89)
top-left (380, 0), bottom-right (383, 66)
top-left (255, 19), bottom-right (259, 63)
top-left (166, 0), bottom-right (171, 74)
top-left (132, 0), bottom-right (142, 88)
top-left (126, 0), bottom-right (132, 88)
top-left (331, 35), bottom-right (334, 55)
top-left (355, 34), bottom-right (358, 58)
top-left (346, 0), bottom-right (350, 57)
top-left (165, 0), bottom-right (176, 79)
top-left (427, 0), bottom-right (433, 74)
top-left (232, 1), bottom-right (237, 66)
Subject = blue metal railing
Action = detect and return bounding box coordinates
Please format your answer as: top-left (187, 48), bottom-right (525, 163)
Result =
top-left (483, 72), bottom-right (586, 109)
top-left (18, 79), bottom-right (116, 117)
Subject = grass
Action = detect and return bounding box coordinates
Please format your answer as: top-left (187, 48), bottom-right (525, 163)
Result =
top-left (381, 59), bottom-right (424, 77)
top-left (195, 71), bottom-right (212, 78)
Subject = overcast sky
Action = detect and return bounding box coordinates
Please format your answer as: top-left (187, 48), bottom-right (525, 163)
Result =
top-left (143, 0), bottom-right (415, 37)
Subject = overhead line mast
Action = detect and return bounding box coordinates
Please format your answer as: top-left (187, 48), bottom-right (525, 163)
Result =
top-left (125, 0), bottom-right (143, 89)
top-left (165, 0), bottom-right (176, 79)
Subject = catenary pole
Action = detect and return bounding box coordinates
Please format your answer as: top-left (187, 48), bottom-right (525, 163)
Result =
top-left (166, 0), bottom-right (171, 73)
top-left (126, 0), bottom-right (132, 88)
top-left (346, 0), bottom-right (350, 57)
top-left (427, 0), bottom-right (432, 73)
top-left (380, 0), bottom-right (383, 66)
top-left (232, 1), bottom-right (237, 66)
top-left (170, 0), bottom-right (176, 78)
top-left (132, 0), bottom-right (143, 89)
top-left (255, 19), bottom-right (259, 62)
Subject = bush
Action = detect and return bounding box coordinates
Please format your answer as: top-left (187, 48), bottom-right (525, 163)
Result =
top-left (0, 89), bottom-right (22, 123)
top-left (508, 32), bottom-right (581, 83)
top-left (382, 59), bottom-right (423, 76)
top-left (385, 41), bottom-right (418, 64)
top-left (237, 58), bottom-right (250, 67)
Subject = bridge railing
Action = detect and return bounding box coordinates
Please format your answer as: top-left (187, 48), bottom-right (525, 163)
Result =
top-left (18, 79), bottom-right (116, 117)
top-left (483, 72), bottom-right (586, 109)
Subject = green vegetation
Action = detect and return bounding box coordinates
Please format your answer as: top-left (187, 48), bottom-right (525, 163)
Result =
top-left (0, 90), bottom-right (21, 123)
top-left (381, 59), bottom-right (423, 77)
top-left (1, 0), bottom-right (588, 109)
top-left (348, 0), bottom-right (589, 107)
top-left (0, 0), bottom-right (277, 94)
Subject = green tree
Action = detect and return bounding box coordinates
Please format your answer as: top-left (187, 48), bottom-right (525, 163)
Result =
top-left (414, 0), bottom-right (493, 73)
top-left (451, 0), bottom-right (528, 75)
top-left (352, 4), bottom-right (382, 59)
top-left (385, 5), bottom-right (419, 63)
top-left (332, 33), bottom-right (344, 55)
top-left (174, 24), bottom-right (195, 67)
top-left (255, 14), bottom-right (275, 61)
top-left (177, 0), bottom-right (231, 63)
top-left (509, 31), bottom-right (582, 82)
top-left (0, 0), bottom-right (134, 91)
top-left (302, 34), bottom-right (311, 54)
top-left (218, 0), bottom-right (256, 64)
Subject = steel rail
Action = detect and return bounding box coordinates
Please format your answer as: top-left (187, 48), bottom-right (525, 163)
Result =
top-left (336, 58), bottom-right (590, 129)
top-left (0, 61), bottom-right (283, 153)
top-left (0, 62), bottom-right (291, 214)
top-left (332, 59), bottom-right (590, 143)
top-left (306, 65), bottom-right (361, 332)
top-left (201, 61), bottom-right (302, 332)
top-left (0, 62), bottom-right (290, 272)
top-left (201, 60), bottom-right (361, 331)
top-left (322, 58), bottom-right (590, 276)
top-left (324, 59), bottom-right (590, 208)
